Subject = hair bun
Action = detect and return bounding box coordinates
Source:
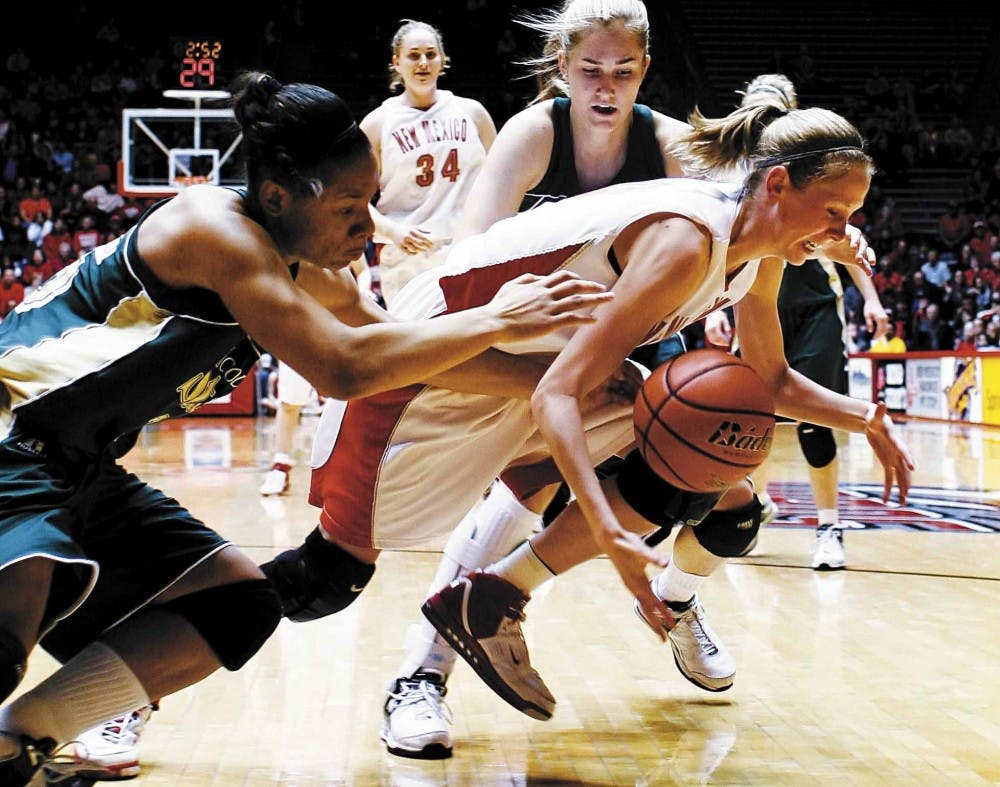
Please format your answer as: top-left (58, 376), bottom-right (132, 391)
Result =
top-left (257, 73), bottom-right (283, 97)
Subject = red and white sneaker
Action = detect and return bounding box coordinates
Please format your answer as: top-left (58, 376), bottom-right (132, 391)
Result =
top-left (421, 571), bottom-right (555, 720)
top-left (71, 704), bottom-right (156, 780)
top-left (259, 453), bottom-right (293, 496)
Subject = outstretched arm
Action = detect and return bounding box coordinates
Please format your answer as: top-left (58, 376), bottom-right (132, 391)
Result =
top-left (316, 266), bottom-right (560, 400)
top-left (142, 198), bottom-right (613, 401)
top-left (455, 105), bottom-right (551, 240)
top-left (735, 260), bottom-right (913, 502)
top-left (227, 262), bottom-right (613, 400)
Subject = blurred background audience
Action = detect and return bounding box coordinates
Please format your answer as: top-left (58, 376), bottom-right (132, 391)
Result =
top-left (0, 2), bottom-right (996, 350)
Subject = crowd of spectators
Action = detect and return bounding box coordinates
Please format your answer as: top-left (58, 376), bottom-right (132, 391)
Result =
top-left (2, 11), bottom-right (999, 354)
top-left (0, 16), bottom-right (163, 319)
top-left (855, 200), bottom-right (1000, 353)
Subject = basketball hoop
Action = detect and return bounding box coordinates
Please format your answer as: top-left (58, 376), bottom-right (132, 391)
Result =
top-left (162, 89), bottom-right (231, 111)
top-left (119, 95), bottom-right (243, 199)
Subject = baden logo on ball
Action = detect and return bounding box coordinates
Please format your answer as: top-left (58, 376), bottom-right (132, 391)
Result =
top-left (633, 348), bottom-right (776, 493)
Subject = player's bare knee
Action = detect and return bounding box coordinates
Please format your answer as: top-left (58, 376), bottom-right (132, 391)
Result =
top-left (0, 627), bottom-right (27, 703)
top-left (797, 423), bottom-right (837, 468)
top-left (260, 527), bottom-right (376, 622)
top-left (717, 477), bottom-right (756, 508)
top-left (693, 495), bottom-right (764, 557)
top-left (157, 579), bottom-right (281, 671)
top-left (614, 450), bottom-right (723, 546)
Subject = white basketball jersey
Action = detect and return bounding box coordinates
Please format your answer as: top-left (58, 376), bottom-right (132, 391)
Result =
top-left (374, 90), bottom-right (487, 243)
top-left (391, 178), bottom-right (762, 355)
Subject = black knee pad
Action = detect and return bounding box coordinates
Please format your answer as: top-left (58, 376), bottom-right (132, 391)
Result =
top-left (541, 482), bottom-right (572, 528)
top-left (260, 527), bottom-right (376, 623)
top-left (540, 456), bottom-right (629, 528)
top-left (797, 422), bottom-right (837, 468)
top-left (614, 451), bottom-right (723, 547)
top-left (0, 628), bottom-right (27, 703)
top-left (693, 496), bottom-right (764, 557)
top-left (158, 579), bottom-right (281, 671)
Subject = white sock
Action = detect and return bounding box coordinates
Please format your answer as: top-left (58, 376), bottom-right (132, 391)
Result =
top-left (0, 642), bottom-right (150, 746)
top-left (272, 452), bottom-right (294, 467)
top-left (817, 508), bottom-right (838, 528)
top-left (399, 621), bottom-right (456, 680)
top-left (654, 560), bottom-right (706, 605)
top-left (488, 540), bottom-right (555, 595)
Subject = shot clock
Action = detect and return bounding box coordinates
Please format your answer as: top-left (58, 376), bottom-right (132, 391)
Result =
top-left (172, 37), bottom-right (224, 89)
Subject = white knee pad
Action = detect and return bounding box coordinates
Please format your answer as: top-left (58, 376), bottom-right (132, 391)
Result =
top-left (397, 480), bottom-right (540, 678)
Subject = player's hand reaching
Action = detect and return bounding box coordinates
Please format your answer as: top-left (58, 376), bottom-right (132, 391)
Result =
top-left (863, 402), bottom-right (915, 503)
top-left (389, 223), bottom-right (436, 254)
top-left (703, 310), bottom-right (733, 348)
top-left (863, 298), bottom-right (890, 340)
top-left (818, 225), bottom-right (876, 276)
top-left (595, 527), bottom-right (673, 641)
top-left (489, 270), bottom-right (613, 341)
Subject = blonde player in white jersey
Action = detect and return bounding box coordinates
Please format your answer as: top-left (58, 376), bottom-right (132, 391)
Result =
top-left (273, 98), bottom-right (914, 725)
top-left (360, 19), bottom-right (496, 306)
top-left (413, 103), bottom-right (914, 722)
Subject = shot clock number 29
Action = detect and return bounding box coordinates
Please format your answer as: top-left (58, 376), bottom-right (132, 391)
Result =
top-left (173, 39), bottom-right (223, 89)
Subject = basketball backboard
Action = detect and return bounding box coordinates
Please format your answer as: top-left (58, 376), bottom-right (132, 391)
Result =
top-left (120, 90), bottom-right (245, 198)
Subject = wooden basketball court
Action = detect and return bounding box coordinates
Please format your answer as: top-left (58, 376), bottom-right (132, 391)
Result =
top-left (20, 414), bottom-right (1000, 785)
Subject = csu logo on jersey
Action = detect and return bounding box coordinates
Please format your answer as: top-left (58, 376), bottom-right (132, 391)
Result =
top-left (177, 371), bottom-right (221, 413)
top-left (706, 422), bottom-right (772, 454)
top-left (175, 355), bottom-right (249, 414)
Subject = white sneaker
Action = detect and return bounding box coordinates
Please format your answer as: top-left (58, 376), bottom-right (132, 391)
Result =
top-left (381, 671), bottom-right (452, 759)
top-left (259, 454), bottom-right (293, 496)
top-left (72, 704), bottom-right (155, 780)
top-left (421, 571), bottom-right (556, 720)
top-left (811, 526), bottom-right (846, 570)
top-left (635, 590), bottom-right (735, 692)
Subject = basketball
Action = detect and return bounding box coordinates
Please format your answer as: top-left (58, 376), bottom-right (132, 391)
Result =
top-left (633, 348), bottom-right (776, 493)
